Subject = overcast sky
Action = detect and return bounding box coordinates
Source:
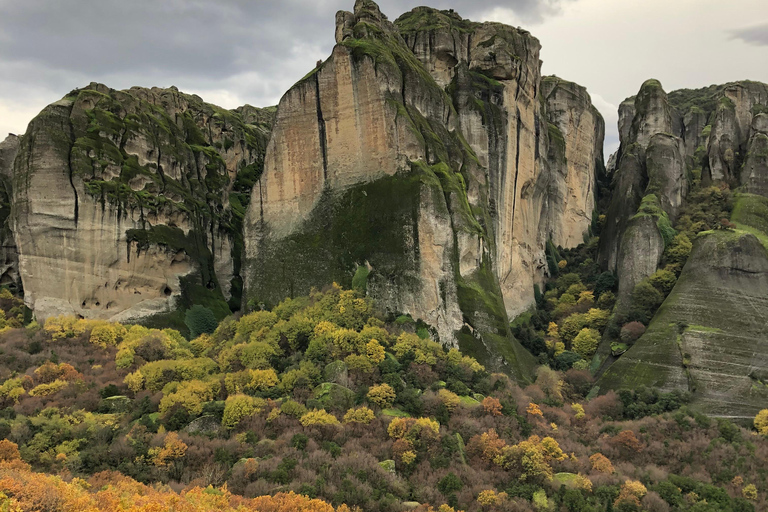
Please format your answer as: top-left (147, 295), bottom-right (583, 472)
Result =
top-left (1, 0), bottom-right (767, 157)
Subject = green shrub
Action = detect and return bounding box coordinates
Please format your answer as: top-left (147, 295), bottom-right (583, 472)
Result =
top-left (185, 305), bottom-right (218, 339)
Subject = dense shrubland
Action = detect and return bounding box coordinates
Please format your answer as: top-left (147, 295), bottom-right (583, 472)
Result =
top-left (0, 285), bottom-right (766, 511)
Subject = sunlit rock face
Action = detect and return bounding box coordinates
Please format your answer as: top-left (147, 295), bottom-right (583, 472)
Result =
top-left (9, 84), bottom-right (273, 322)
top-left (244, 1), bottom-right (604, 377)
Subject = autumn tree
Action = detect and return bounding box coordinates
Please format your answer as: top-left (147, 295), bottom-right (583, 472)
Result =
top-left (482, 396), bottom-right (503, 416)
top-left (754, 409), bottom-right (768, 436)
top-left (589, 453), bottom-right (614, 474)
top-left (367, 383), bottom-right (396, 408)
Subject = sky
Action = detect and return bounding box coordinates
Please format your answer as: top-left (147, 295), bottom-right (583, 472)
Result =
top-left (0, 0), bottom-right (767, 157)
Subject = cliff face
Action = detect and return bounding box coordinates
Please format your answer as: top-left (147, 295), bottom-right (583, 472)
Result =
top-left (9, 84), bottom-right (273, 324)
top-left (598, 80), bottom-right (687, 306)
top-left (244, 0), bottom-right (604, 376)
top-left (599, 229), bottom-right (768, 417)
top-left (597, 80), bottom-right (768, 416)
top-left (0, 135), bottom-right (20, 293)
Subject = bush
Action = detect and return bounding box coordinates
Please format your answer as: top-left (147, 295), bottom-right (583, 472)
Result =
top-left (648, 269), bottom-right (677, 294)
top-left (620, 322), bottom-right (646, 343)
top-left (437, 472), bottom-right (463, 494)
top-left (572, 328), bottom-right (600, 358)
top-left (755, 409), bottom-right (768, 436)
top-left (631, 280), bottom-right (664, 314)
top-left (185, 305), bottom-right (218, 339)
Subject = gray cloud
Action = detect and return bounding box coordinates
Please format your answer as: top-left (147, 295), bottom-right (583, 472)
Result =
top-left (729, 22), bottom-right (768, 46)
top-left (0, 0), bottom-right (565, 88)
top-left (0, 0), bottom-right (574, 138)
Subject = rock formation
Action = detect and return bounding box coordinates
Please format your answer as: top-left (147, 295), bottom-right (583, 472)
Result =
top-left (597, 79), bottom-right (768, 416)
top-left (8, 84), bottom-right (273, 324)
top-left (599, 229), bottom-right (768, 417)
top-left (0, 134), bottom-right (20, 292)
top-left (598, 80), bottom-right (686, 306)
top-left (244, 0), bottom-right (604, 376)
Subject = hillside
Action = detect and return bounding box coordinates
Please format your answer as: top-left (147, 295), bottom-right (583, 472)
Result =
top-left (0, 285), bottom-right (766, 511)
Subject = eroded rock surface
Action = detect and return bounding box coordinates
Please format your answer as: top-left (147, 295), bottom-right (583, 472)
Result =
top-left (0, 135), bottom-right (20, 292)
top-left (599, 231), bottom-right (768, 417)
top-left (244, 1), bottom-right (604, 376)
top-left (599, 80), bottom-right (686, 305)
top-left (10, 85), bottom-right (272, 322)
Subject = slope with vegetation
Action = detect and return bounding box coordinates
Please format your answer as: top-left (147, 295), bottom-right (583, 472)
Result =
top-left (0, 285), bottom-right (766, 511)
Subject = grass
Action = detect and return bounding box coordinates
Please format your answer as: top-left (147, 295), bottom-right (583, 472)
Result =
top-left (381, 408), bottom-right (411, 418)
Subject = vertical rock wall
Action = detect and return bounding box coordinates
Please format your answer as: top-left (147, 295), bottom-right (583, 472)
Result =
top-left (244, 1), bottom-right (604, 376)
top-left (9, 85), bottom-right (273, 323)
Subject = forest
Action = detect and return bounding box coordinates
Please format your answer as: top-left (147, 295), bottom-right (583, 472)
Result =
top-left (0, 283), bottom-right (766, 512)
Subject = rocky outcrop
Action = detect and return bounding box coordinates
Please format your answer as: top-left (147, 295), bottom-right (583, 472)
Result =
top-left (542, 77), bottom-right (605, 249)
top-left (10, 84), bottom-right (272, 322)
top-left (742, 113), bottom-right (768, 195)
top-left (597, 80), bottom-right (768, 415)
top-left (244, 1), bottom-right (604, 376)
top-left (599, 229), bottom-right (768, 417)
top-left (599, 80), bottom-right (686, 305)
top-left (0, 135), bottom-right (20, 292)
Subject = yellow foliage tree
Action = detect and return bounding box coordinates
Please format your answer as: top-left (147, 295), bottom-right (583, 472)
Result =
top-left (615, 480), bottom-right (647, 508)
top-left (150, 431), bottom-right (188, 467)
top-left (526, 402), bottom-right (543, 417)
top-left (299, 409), bottom-right (340, 426)
top-left (754, 409), bottom-right (768, 436)
top-left (590, 453), bottom-right (614, 474)
top-left (366, 339), bottom-right (386, 364)
top-left (477, 489), bottom-right (507, 507)
top-left (438, 389), bottom-right (460, 411)
top-left (343, 406), bottom-right (375, 424)
top-left (572, 328), bottom-right (600, 359)
top-left (743, 484), bottom-right (758, 501)
top-left (222, 394), bottom-right (264, 430)
top-left (367, 383), bottom-right (396, 408)
top-left (247, 368), bottom-right (279, 392)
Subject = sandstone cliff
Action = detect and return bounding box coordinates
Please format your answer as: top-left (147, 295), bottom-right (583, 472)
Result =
top-left (244, 1), bottom-right (604, 376)
top-left (9, 84), bottom-right (273, 325)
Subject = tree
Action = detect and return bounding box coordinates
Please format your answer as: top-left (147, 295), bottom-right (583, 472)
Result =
top-left (573, 328), bottom-right (600, 358)
top-left (561, 313), bottom-right (589, 343)
top-left (0, 440), bottom-right (20, 462)
top-left (742, 484), bottom-right (758, 501)
top-left (437, 473), bottom-right (463, 495)
top-left (438, 389), bottom-right (460, 411)
top-left (247, 368), bottom-right (279, 391)
top-left (589, 453), bottom-right (614, 474)
top-left (343, 406), bottom-right (375, 424)
top-left (526, 403), bottom-right (543, 417)
top-left (649, 269), bottom-right (677, 294)
top-left (482, 397), bottom-right (503, 416)
top-left (631, 280), bottom-right (664, 313)
top-left (300, 409), bottom-right (340, 426)
top-left (185, 305), bottom-right (218, 339)
top-left (615, 480), bottom-right (647, 508)
top-left (620, 322), bottom-right (646, 343)
top-left (612, 430), bottom-right (642, 454)
top-left (222, 394), bottom-right (263, 429)
top-left (150, 431), bottom-right (188, 467)
top-left (477, 490), bottom-right (507, 507)
top-left (367, 383), bottom-right (396, 408)
top-left (754, 409), bottom-right (768, 436)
